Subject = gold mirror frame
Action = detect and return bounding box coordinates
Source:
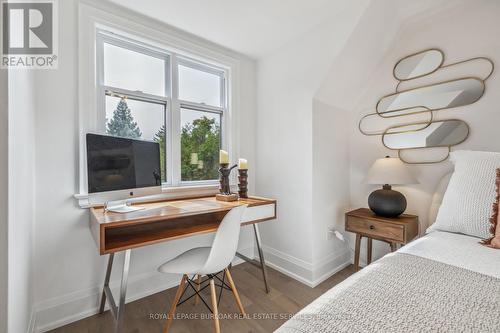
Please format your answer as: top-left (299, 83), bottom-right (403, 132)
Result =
top-left (376, 77), bottom-right (485, 117)
top-left (398, 147), bottom-right (451, 164)
top-left (393, 48), bottom-right (445, 81)
top-left (381, 119), bottom-right (470, 150)
top-left (358, 106), bottom-right (433, 136)
top-left (358, 48), bottom-right (493, 164)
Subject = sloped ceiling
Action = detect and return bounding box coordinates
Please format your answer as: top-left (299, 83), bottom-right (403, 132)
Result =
top-left (107, 0), bottom-right (352, 58)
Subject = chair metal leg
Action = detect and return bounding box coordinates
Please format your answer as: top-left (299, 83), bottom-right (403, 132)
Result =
top-left (253, 224), bottom-right (270, 293)
top-left (99, 253), bottom-right (114, 314)
top-left (115, 250), bottom-right (131, 333)
top-left (209, 279), bottom-right (221, 333)
top-left (164, 274), bottom-right (188, 333)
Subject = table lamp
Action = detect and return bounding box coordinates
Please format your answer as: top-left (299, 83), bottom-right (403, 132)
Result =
top-left (365, 156), bottom-right (418, 217)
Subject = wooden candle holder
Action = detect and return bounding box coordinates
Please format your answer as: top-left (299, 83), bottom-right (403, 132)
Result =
top-left (238, 169), bottom-right (248, 198)
top-left (217, 163), bottom-right (238, 201)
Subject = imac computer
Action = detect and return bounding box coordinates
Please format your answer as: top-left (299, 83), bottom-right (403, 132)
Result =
top-left (86, 133), bottom-right (162, 213)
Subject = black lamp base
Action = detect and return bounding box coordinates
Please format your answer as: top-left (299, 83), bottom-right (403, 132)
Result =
top-left (368, 184), bottom-right (407, 217)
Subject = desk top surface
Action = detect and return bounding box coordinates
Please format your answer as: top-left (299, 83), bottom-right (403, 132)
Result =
top-left (91, 196), bottom-right (276, 227)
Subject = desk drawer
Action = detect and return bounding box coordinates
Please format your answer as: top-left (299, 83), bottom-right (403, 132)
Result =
top-left (242, 204), bottom-right (276, 224)
top-left (346, 216), bottom-right (404, 242)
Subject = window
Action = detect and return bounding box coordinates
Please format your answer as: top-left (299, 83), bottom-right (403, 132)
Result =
top-left (97, 31), bottom-right (227, 187)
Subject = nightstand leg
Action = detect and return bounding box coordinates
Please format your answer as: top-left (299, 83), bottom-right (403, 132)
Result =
top-left (354, 234), bottom-right (362, 271)
top-left (367, 238), bottom-right (372, 265)
top-left (390, 243), bottom-right (397, 252)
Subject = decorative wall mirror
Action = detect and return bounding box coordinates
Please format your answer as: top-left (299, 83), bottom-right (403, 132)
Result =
top-left (393, 49), bottom-right (444, 81)
top-left (376, 78), bottom-right (485, 116)
top-left (382, 119), bottom-right (469, 150)
top-left (359, 48), bottom-right (493, 164)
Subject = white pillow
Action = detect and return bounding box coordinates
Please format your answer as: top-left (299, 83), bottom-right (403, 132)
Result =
top-left (428, 150), bottom-right (500, 239)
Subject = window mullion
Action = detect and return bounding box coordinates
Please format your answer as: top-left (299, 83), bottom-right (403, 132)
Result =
top-left (171, 55), bottom-right (182, 187)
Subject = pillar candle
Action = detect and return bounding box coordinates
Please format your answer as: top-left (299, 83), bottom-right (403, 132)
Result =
top-left (238, 158), bottom-right (248, 169)
top-left (219, 150), bottom-right (229, 164)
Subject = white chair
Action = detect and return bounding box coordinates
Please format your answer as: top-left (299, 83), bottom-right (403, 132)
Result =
top-left (158, 205), bottom-right (247, 333)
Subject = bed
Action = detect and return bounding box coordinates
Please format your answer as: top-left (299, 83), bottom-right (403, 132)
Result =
top-left (276, 172), bottom-right (500, 332)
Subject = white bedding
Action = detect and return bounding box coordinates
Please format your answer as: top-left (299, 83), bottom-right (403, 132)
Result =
top-left (319, 230), bottom-right (500, 300)
top-left (400, 231), bottom-right (500, 278)
top-left (276, 230), bottom-right (500, 332)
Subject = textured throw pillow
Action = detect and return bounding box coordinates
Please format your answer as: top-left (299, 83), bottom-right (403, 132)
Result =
top-left (481, 169), bottom-right (500, 248)
top-left (428, 150), bottom-right (500, 239)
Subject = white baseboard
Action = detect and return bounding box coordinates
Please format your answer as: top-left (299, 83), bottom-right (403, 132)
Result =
top-left (261, 245), bottom-right (352, 288)
top-left (33, 247), bottom-right (254, 333)
top-left (28, 309), bottom-right (36, 333)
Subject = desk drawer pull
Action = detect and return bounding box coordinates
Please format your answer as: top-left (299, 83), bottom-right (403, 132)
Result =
top-left (369, 225), bottom-right (375, 230)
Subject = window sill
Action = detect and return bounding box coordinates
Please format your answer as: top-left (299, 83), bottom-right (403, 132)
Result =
top-left (74, 184), bottom-right (237, 209)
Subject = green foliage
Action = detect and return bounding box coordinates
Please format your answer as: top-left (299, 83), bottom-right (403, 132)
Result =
top-left (107, 97), bottom-right (219, 183)
top-left (106, 98), bottom-right (142, 139)
top-left (153, 125), bottom-right (166, 182)
top-left (180, 116), bottom-right (220, 181)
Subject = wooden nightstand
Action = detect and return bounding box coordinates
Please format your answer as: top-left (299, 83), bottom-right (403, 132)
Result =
top-left (345, 208), bottom-right (419, 271)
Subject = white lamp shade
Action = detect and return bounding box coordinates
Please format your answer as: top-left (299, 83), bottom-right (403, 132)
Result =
top-left (365, 157), bottom-right (418, 185)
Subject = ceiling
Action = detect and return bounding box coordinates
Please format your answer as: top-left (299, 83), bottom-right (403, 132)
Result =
top-left (108, 0), bottom-right (352, 58)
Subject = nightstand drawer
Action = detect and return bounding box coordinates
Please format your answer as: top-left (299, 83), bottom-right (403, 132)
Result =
top-left (346, 216), bottom-right (404, 242)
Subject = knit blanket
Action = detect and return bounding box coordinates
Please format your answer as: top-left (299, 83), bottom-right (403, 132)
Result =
top-left (275, 253), bottom-right (500, 333)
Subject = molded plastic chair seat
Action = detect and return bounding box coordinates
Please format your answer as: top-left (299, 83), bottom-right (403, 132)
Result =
top-left (158, 247), bottom-right (211, 275)
top-left (158, 205), bottom-right (248, 333)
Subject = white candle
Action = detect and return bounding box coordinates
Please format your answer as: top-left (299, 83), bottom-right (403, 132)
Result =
top-left (238, 158), bottom-right (248, 169)
top-left (219, 150), bottom-right (229, 164)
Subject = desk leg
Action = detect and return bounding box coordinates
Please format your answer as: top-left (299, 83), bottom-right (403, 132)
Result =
top-left (253, 224), bottom-right (270, 294)
top-left (99, 253), bottom-right (115, 314)
top-left (115, 249), bottom-right (131, 333)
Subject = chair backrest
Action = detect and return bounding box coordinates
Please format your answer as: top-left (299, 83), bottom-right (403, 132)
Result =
top-left (200, 205), bottom-right (247, 274)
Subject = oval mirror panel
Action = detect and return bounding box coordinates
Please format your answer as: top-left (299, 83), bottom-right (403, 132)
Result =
top-left (377, 78), bottom-right (484, 116)
top-left (382, 120), bottom-right (469, 150)
top-left (394, 49), bottom-right (444, 80)
top-left (399, 147), bottom-right (451, 164)
top-left (359, 107), bottom-right (433, 136)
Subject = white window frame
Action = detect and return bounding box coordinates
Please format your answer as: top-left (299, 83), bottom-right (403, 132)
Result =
top-left (77, 3), bottom-right (242, 208)
top-left (95, 30), bottom-right (228, 188)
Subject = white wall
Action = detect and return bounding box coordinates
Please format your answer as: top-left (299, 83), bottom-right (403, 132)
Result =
top-left (255, 0), bottom-right (465, 279)
top-left (348, 0), bottom-right (500, 262)
top-left (7, 69), bottom-right (36, 333)
top-left (311, 100), bottom-right (351, 282)
top-left (255, 1), bottom-right (370, 285)
top-left (0, 68), bottom-right (8, 333)
top-left (32, 0), bottom-right (257, 331)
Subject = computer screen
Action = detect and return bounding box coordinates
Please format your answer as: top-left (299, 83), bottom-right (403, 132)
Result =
top-left (86, 134), bottom-right (161, 193)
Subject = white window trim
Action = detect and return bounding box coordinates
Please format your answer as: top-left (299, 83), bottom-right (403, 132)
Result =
top-left (76, 1), bottom-right (242, 208)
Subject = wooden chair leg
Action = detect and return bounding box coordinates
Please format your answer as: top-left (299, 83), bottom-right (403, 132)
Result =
top-left (163, 274), bottom-right (188, 333)
top-left (194, 274), bottom-right (202, 305)
top-left (209, 279), bottom-right (221, 333)
top-left (225, 268), bottom-right (246, 315)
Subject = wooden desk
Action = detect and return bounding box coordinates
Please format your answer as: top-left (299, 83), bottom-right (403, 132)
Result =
top-left (89, 195), bottom-right (276, 332)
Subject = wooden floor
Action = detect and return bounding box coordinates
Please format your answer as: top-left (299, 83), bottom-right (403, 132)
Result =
top-left (49, 263), bottom-right (355, 333)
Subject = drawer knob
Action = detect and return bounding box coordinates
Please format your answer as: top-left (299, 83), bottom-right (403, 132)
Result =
top-left (369, 225), bottom-right (375, 230)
